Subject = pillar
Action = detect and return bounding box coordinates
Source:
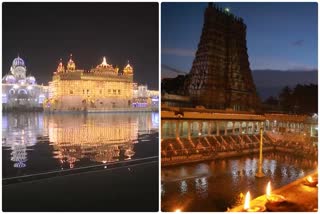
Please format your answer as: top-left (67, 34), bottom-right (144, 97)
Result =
top-left (244, 122), bottom-right (247, 134)
top-left (232, 122), bottom-right (235, 135)
top-left (224, 122), bottom-right (228, 135)
top-left (161, 120), bottom-right (165, 138)
top-left (187, 121), bottom-right (191, 139)
top-left (175, 120), bottom-right (180, 139)
top-left (199, 121), bottom-right (203, 136)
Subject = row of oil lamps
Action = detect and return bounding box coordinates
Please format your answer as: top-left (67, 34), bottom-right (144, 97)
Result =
top-left (243, 176), bottom-right (318, 212)
top-left (174, 175), bottom-right (317, 212)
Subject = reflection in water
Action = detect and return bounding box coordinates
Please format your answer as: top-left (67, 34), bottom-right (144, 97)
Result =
top-left (46, 114), bottom-right (139, 168)
top-left (161, 153), bottom-right (317, 212)
top-left (180, 180), bottom-right (188, 194)
top-left (2, 113), bottom-right (44, 169)
top-left (2, 112), bottom-right (158, 177)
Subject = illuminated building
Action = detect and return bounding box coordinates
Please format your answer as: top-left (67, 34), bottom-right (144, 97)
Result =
top-left (46, 55), bottom-right (134, 111)
top-left (2, 56), bottom-right (48, 111)
top-left (132, 83), bottom-right (159, 109)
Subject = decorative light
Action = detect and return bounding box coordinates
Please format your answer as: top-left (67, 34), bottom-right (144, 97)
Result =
top-left (244, 191), bottom-right (250, 210)
top-left (266, 181), bottom-right (285, 203)
top-left (27, 85), bottom-right (33, 90)
top-left (225, 8), bottom-right (230, 12)
top-left (305, 175), bottom-right (318, 187)
top-left (13, 84), bottom-right (19, 89)
top-left (266, 181), bottom-right (271, 196)
top-left (243, 191), bottom-right (266, 212)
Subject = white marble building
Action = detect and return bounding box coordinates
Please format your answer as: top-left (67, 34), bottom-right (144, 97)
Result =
top-left (2, 56), bottom-right (48, 111)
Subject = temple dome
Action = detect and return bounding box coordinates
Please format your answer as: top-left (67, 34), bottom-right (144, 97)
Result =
top-left (67, 54), bottom-right (76, 70)
top-left (26, 75), bottom-right (36, 84)
top-left (97, 57), bottom-right (113, 69)
top-left (12, 56), bottom-right (25, 68)
top-left (56, 59), bottom-right (65, 73)
top-left (123, 62), bottom-right (133, 75)
top-left (3, 74), bottom-right (16, 84)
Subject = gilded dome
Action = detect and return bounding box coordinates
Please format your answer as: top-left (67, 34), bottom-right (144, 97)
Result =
top-left (56, 59), bottom-right (65, 73)
top-left (97, 57), bottom-right (113, 69)
top-left (123, 62), bottom-right (133, 75)
top-left (67, 54), bottom-right (76, 70)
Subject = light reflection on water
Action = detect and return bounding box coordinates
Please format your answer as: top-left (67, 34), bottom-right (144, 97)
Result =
top-left (161, 153), bottom-right (317, 212)
top-left (2, 112), bottom-right (158, 178)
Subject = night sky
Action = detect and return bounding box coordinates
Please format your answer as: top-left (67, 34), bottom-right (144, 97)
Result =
top-left (3, 3), bottom-right (159, 89)
top-left (162, 2), bottom-right (317, 78)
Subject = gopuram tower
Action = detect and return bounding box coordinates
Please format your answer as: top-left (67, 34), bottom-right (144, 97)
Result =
top-left (185, 3), bottom-right (260, 111)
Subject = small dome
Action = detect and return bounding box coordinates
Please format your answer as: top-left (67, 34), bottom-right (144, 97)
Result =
top-left (67, 54), bottom-right (76, 70)
top-left (26, 75), bottom-right (36, 84)
top-left (3, 74), bottom-right (16, 84)
top-left (12, 56), bottom-right (25, 68)
top-left (97, 57), bottom-right (114, 69)
top-left (123, 62), bottom-right (133, 75)
top-left (56, 59), bottom-right (65, 73)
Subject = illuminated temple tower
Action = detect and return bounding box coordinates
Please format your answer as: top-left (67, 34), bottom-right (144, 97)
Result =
top-left (185, 3), bottom-right (260, 110)
top-left (46, 55), bottom-right (134, 111)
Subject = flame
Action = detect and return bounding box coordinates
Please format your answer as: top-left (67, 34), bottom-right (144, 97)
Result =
top-left (266, 181), bottom-right (271, 196)
top-left (307, 176), bottom-right (313, 183)
top-left (244, 191), bottom-right (250, 210)
top-left (175, 209), bottom-right (181, 212)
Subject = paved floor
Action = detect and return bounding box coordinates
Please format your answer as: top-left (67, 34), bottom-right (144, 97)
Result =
top-left (2, 161), bottom-right (159, 211)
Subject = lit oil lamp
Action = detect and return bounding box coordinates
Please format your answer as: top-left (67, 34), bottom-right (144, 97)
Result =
top-left (266, 181), bottom-right (286, 204)
top-left (304, 176), bottom-right (318, 187)
top-left (174, 208), bottom-right (181, 212)
top-left (243, 191), bottom-right (266, 212)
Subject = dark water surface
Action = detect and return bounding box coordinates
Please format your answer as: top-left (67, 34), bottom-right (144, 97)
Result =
top-left (2, 112), bottom-right (159, 178)
top-left (161, 152), bottom-right (317, 212)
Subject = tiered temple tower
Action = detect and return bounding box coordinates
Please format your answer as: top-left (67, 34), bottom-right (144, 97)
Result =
top-left (185, 3), bottom-right (260, 111)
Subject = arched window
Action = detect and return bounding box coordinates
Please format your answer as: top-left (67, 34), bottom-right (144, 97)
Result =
top-left (18, 89), bottom-right (28, 95)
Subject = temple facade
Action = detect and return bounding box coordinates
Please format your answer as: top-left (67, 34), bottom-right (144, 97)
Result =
top-left (45, 55), bottom-right (134, 111)
top-left (2, 56), bottom-right (48, 111)
top-left (132, 83), bottom-right (159, 109)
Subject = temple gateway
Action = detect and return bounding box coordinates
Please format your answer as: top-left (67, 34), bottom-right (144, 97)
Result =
top-left (162, 3), bottom-right (260, 111)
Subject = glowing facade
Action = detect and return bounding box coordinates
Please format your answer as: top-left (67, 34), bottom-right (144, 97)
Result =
top-left (46, 55), bottom-right (134, 111)
top-left (45, 113), bottom-right (139, 167)
top-left (132, 83), bottom-right (159, 109)
top-left (2, 56), bottom-right (48, 110)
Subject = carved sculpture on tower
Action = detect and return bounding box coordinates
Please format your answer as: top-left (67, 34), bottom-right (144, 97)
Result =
top-left (184, 3), bottom-right (260, 111)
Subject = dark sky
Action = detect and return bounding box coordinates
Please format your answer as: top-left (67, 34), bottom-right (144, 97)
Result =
top-left (3, 3), bottom-right (159, 89)
top-left (162, 2), bottom-right (317, 78)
